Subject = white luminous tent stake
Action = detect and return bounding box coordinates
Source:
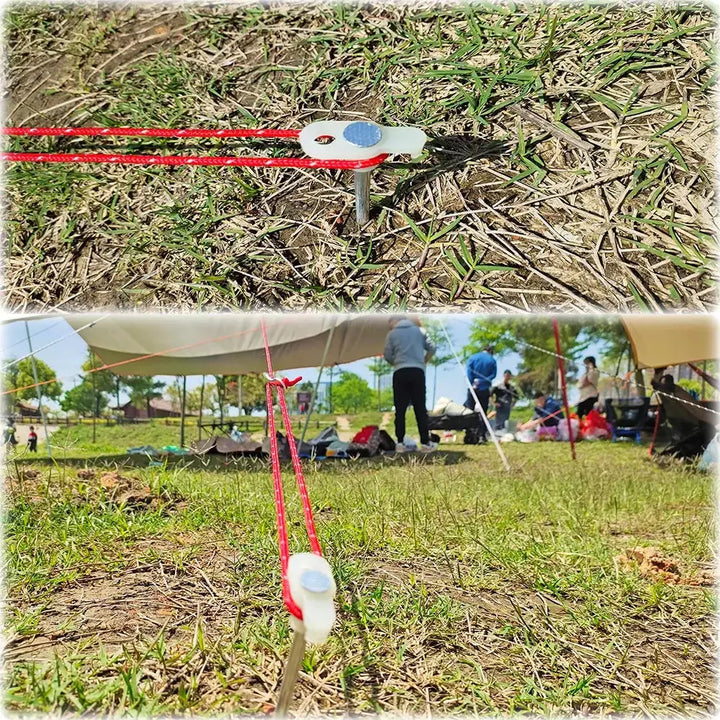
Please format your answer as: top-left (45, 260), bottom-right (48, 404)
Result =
top-left (299, 120), bottom-right (426, 225)
top-left (4, 120), bottom-right (428, 226)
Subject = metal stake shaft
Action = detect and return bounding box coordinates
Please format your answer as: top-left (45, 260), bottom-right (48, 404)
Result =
top-left (354, 170), bottom-right (371, 225)
top-left (275, 630), bottom-right (306, 717)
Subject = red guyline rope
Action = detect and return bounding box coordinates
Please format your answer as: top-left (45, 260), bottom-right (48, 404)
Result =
top-left (1, 126), bottom-right (389, 169)
top-left (2, 127), bottom-right (300, 139)
top-left (261, 319), bottom-right (323, 621)
top-left (0, 151), bottom-right (389, 170)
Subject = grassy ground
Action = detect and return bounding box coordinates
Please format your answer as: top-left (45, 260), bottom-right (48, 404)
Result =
top-left (14, 405), bottom-right (545, 459)
top-left (3, 4), bottom-right (716, 312)
top-left (4, 439), bottom-right (714, 716)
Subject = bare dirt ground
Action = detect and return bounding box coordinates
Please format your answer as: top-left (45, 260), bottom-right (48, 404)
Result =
top-left (2, 4), bottom-right (716, 312)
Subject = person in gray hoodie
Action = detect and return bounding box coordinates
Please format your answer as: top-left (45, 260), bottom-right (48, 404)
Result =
top-left (384, 316), bottom-right (437, 452)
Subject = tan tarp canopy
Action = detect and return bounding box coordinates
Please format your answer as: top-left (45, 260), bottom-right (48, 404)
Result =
top-left (63, 313), bottom-right (391, 376)
top-left (621, 314), bottom-right (717, 369)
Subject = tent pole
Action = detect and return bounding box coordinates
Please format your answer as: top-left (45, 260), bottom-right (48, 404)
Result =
top-left (552, 318), bottom-right (576, 461)
top-left (24, 321), bottom-right (51, 458)
top-left (300, 326), bottom-right (335, 447)
top-left (198, 375), bottom-right (205, 441)
top-left (91, 353), bottom-right (97, 444)
top-left (441, 323), bottom-right (510, 471)
top-left (180, 376), bottom-right (187, 448)
top-left (702, 360), bottom-right (707, 401)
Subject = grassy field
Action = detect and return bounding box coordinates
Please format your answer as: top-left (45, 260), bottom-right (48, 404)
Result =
top-left (16, 405), bottom-right (548, 459)
top-left (3, 4), bottom-right (716, 312)
top-left (4, 434), bottom-right (714, 715)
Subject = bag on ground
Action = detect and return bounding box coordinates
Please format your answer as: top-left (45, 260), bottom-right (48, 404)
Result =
top-left (557, 417), bottom-right (581, 442)
top-left (348, 425), bottom-right (382, 456)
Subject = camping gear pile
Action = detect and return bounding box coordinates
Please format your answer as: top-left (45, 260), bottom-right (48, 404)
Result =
top-left (269, 425), bottom-right (397, 460)
top-left (515, 411), bottom-right (611, 443)
top-left (427, 397), bottom-right (484, 434)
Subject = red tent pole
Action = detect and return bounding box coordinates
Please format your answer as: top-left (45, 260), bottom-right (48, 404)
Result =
top-left (552, 318), bottom-right (576, 461)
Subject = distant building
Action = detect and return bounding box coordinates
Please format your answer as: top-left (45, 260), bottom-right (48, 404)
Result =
top-left (16, 401), bottom-right (41, 418)
top-left (113, 398), bottom-right (197, 419)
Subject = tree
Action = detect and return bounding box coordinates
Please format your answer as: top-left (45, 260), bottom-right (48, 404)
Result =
top-left (423, 319), bottom-right (455, 405)
top-left (379, 387), bottom-right (395, 411)
top-left (15, 358), bottom-right (62, 406)
top-left (367, 357), bottom-right (393, 411)
top-left (79, 351), bottom-right (119, 417)
top-left (2, 362), bottom-right (19, 415)
top-left (185, 384), bottom-right (213, 415)
top-left (213, 375), bottom-right (240, 423)
top-left (61, 380), bottom-right (107, 417)
top-left (124, 376), bottom-right (165, 417)
top-left (233, 374), bottom-right (267, 415)
top-left (81, 352), bottom-right (117, 394)
top-left (332, 372), bottom-right (374, 414)
top-left (464, 318), bottom-right (588, 396)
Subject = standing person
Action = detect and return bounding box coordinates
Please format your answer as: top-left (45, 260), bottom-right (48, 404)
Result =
top-left (491, 370), bottom-right (518, 433)
top-left (463, 345), bottom-right (497, 443)
top-left (27, 425), bottom-right (38, 452)
top-left (577, 356), bottom-right (601, 418)
top-left (3, 419), bottom-right (18, 448)
top-left (384, 316), bottom-right (438, 453)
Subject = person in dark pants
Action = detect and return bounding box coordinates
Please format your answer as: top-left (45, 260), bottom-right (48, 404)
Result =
top-left (491, 370), bottom-right (519, 432)
top-left (463, 345), bottom-right (497, 443)
top-left (384, 316), bottom-right (437, 452)
top-left (27, 425), bottom-right (38, 452)
top-left (3, 419), bottom-right (18, 448)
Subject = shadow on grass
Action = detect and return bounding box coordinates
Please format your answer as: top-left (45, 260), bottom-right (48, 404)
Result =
top-left (8, 450), bottom-right (470, 472)
top-left (378, 137), bottom-right (511, 210)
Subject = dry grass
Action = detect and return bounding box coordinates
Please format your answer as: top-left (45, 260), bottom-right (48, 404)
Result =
top-left (2, 3), bottom-right (717, 312)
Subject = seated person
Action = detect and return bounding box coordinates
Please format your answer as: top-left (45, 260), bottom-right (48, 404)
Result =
top-left (652, 368), bottom-right (695, 403)
top-left (652, 367), bottom-right (716, 431)
top-left (518, 392), bottom-right (564, 431)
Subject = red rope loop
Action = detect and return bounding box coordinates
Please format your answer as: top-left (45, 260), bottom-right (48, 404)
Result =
top-left (261, 320), bottom-right (323, 620)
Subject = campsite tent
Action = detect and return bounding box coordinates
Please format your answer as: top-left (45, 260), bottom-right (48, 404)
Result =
top-left (63, 313), bottom-right (391, 376)
top-left (621, 314), bottom-right (716, 369)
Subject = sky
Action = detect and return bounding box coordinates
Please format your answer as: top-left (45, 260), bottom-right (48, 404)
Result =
top-left (2, 314), bottom-right (607, 411)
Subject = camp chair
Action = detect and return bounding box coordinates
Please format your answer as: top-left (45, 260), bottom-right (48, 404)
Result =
top-left (657, 393), bottom-right (718, 459)
top-left (604, 398), bottom-right (650, 443)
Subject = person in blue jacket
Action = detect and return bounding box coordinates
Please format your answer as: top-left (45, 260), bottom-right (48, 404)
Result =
top-left (463, 344), bottom-right (497, 443)
top-left (519, 392), bottom-right (564, 430)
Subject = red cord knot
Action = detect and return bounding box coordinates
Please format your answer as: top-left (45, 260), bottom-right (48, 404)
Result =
top-left (267, 376), bottom-right (302, 389)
